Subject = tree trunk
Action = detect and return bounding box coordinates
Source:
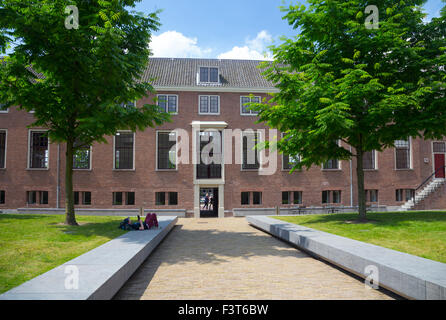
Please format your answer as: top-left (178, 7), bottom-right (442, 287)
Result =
top-left (65, 139), bottom-right (78, 226)
top-left (356, 147), bottom-right (367, 221)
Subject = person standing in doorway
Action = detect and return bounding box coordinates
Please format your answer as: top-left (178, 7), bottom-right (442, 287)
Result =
top-left (203, 193), bottom-right (209, 210)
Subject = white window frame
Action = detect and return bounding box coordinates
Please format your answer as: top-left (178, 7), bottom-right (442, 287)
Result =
top-left (394, 137), bottom-right (413, 170)
top-left (73, 145), bottom-right (92, 171)
top-left (156, 130), bottom-right (178, 171)
top-left (113, 131), bottom-right (135, 171)
top-left (157, 94), bottom-right (178, 115)
top-left (0, 129), bottom-right (7, 169)
top-left (321, 140), bottom-right (342, 171)
top-left (240, 96), bottom-right (260, 116)
top-left (27, 130), bottom-right (49, 170)
top-left (363, 150), bottom-right (378, 171)
top-left (198, 95), bottom-right (220, 115)
top-left (197, 66), bottom-right (220, 84)
top-left (241, 130), bottom-right (262, 171)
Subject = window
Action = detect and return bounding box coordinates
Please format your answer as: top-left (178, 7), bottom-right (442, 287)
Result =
top-left (114, 132), bottom-right (134, 170)
top-left (0, 190), bottom-right (5, 204)
top-left (27, 191), bottom-right (37, 204)
top-left (323, 159), bottom-right (339, 170)
top-left (332, 190), bottom-right (341, 204)
top-left (395, 139), bottom-right (411, 169)
top-left (156, 192), bottom-right (166, 206)
top-left (253, 192), bottom-right (262, 205)
top-left (157, 95), bottom-right (178, 114)
top-left (0, 103), bottom-right (8, 113)
top-left (113, 192), bottom-right (123, 205)
top-left (282, 191), bottom-right (290, 204)
top-left (241, 192), bottom-right (250, 205)
top-left (242, 131), bottom-right (260, 170)
top-left (293, 191), bottom-right (303, 204)
top-left (322, 190), bottom-right (341, 204)
top-left (240, 96), bottom-right (260, 115)
top-left (126, 192), bottom-right (135, 205)
top-left (363, 151), bottom-right (376, 170)
top-left (29, 131), bottom-right (49, 169)
top-left (73, 143), bottom-right (91, 170)
top-left (241, 192), bottom-right (262, 205)
top-left (74, 191), bottom-right (92, 205)
top-left (396, 189), bottom-right (415, 202)
top-left (433, 142), bottom-right (446, 153)
top-left (168, 192), bottom-right (178, 205)
top-left (0, 130), bottom-right (5, 169)
top-left (322, 191), bottom-right (330, 204)
top-left (26, 190), bottom-right (48, 205)
top-left (366, 189), bottom-right (379, 203)
top-left (199, 67), bottom-right (219, 83)
top-left (157, 132), bottom-right (177, 170)
top-left (283, 154), bottom-right (300, 170)
top-left (199, 95), bottom-right (219, 114)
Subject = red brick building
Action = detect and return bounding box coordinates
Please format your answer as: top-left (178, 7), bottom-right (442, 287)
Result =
top-left (0, 58), bottom-right (445, 217)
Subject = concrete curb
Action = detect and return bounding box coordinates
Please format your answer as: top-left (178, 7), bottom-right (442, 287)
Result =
top-left (0, 216), bottom-right (178, 300)
top-left (246, 215), bottom-right (446, 300)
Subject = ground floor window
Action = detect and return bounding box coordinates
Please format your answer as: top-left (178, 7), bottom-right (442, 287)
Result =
top-left (322, 190), bottom-right (341, 204)
top-left (282, 191), bottom-right (303, 205)
top-left (112, 192), bottom-right (135, 205)
top-left (27, 191), bottom-right (48, 205)
top-left (74, 191), bottom-right (92, 205)
top-left (155, 192), bottom-right (178, 206)
top-left (241, 191), bottom-right (262, 205)
top-left (365, 189), bottom-right (379, 203)
top-left (396, 189), bottom-right (415, 202)
top-left (0, 190), bottom-right (4, 204)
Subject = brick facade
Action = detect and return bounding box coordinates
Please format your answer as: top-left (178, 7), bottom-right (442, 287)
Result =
top-left (0, 58), bottom-right (445, 214)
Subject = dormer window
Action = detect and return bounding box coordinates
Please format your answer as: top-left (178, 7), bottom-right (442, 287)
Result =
top-left (199, 67), bottom-right (219, 84)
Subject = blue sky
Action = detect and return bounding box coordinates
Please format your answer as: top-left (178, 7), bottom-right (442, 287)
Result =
top-left (134, 0), bottom-right (444, 60)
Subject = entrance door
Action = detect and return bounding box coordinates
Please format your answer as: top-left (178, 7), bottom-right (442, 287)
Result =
top-left (434, 154), bottom-right (445, 178)
top-left (200, 187), bottom-right (219, 218)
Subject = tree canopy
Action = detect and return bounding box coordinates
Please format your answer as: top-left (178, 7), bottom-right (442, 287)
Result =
top-left (253, 0), bottom-right (446, 219)
top-left (0, 0), bottom-right (171, 224)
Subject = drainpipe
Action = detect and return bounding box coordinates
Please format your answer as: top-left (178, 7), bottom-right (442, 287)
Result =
top-left (350, 145), bottom-right (353, 207)
top-left (57, 143), bottom-right (60, 209)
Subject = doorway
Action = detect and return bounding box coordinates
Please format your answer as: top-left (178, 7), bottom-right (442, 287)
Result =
top-left (433, 142), bottom-right (446, 179)
top-left (434, 154), bottom-right (445, 178)
top-left (200, 187), bottom-right (219, 218)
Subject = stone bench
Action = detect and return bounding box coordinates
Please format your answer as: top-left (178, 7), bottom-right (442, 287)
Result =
top-left (246, 215), bottom-right (446, 300)
top-left (0, 216), bottom-right (178, 300)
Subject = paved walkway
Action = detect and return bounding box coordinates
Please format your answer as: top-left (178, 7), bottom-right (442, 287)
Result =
top-left (114, 218), bottom-right (396, 300)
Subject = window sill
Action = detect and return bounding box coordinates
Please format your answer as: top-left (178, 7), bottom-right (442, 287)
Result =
top-left (394, 168), bottom-right (414, 171)
top-left (321, 169), bottom-right (342, 171)
top-left (156, 169), bottom-right (178, 172)
top-left (26, 168), bottom-right (49, 171)
top-left (112, 169), bottom-right (135, 172)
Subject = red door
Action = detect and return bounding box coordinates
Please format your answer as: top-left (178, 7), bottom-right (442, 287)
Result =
top-left (434, 154), bottom-right (445, 178)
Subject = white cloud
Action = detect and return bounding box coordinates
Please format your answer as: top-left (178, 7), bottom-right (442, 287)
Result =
top-left (150, 31), bottom-right (212, 58)
top-left (217, 30), bottom-right (274, 60)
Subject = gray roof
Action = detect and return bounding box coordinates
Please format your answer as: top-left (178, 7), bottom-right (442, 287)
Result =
top-left (141, 58), bottom-right (276, 90)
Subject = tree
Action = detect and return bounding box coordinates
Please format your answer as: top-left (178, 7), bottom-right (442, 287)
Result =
top-left (253, 0), bottom-right (445, 221)
top-left (0, 0), bottom-right (171, 225)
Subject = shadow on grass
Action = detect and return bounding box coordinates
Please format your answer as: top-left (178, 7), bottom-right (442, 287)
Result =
top-left (0, 213), bottom-right (126, 240)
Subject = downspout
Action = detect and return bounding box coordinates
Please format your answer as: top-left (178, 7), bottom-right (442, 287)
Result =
top-left (57, 143), bottom-right (60, 209)
top-left (350, 145), bottom-right (353, 207)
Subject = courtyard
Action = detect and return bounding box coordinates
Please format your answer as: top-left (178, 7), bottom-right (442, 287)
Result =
top-left (114, 217), bottom-right (396, 300)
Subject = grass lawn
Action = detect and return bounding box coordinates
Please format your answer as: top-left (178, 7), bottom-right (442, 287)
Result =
top-left (0, 214), bottom-right (127, 294)
top-left (273, 211), bottom-right (446, 264)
